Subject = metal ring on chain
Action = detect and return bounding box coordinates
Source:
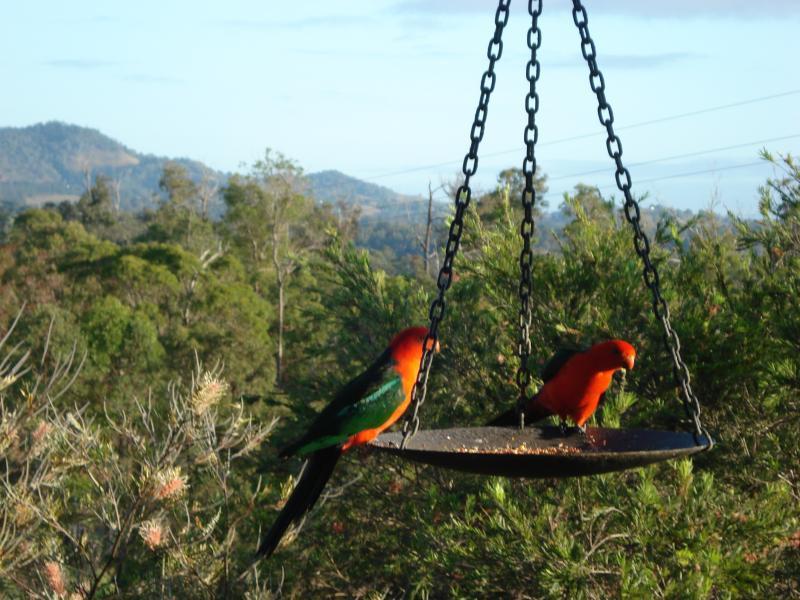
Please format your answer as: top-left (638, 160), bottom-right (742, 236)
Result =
top-left (570, 0), bottom-right (712, 448)
top-left (400, 0), bottom-right (512, 449)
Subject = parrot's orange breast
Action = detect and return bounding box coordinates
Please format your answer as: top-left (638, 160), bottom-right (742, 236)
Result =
top-left (537, 362), bottom-right (616, 427)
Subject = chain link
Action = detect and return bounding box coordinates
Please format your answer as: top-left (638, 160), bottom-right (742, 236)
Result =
top-left (515, 0), bottom-right (543, 429)
top-left (401, 0), bottom-right (511, 449)
top-left (570, 0), bottom-right (712, 448)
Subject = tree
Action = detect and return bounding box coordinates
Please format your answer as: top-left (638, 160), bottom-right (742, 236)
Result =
top-left (138, 163), bottom-right (217, 252)
top-left (559, 183), bottom-right (615, 228)
top-left (197, 166), bottom-right (221, 219)
top-left (733, 151), bottom-right (800, 397)
top-left (477, 166), bottom-right (548, 226)
top-left (418, 181), bottom-right (443, 278)
top-left (223, 149), bottom-right (320, 384)
top-left (160, 161), bottom-right (198, 208)
top-left (146, 162), bottom-right (199, 246)
top-left (76, 175), bottom-right (115, 228)
top-left (0, 199), bottom-right (14, 243)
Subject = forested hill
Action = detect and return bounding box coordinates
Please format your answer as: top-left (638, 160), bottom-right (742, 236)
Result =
top-left (0, 121), bottom-right (720, 274)
top-left (0, 122), bottom-right (222, 212)
top-left (307, 170), bottom-right (430, 218)
top-left (0, 122), bottom-right (435, 220)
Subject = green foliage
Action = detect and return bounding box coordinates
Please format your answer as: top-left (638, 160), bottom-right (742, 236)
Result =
top-left (314, 236), bottom-right (429, 359)
top-left (1, 151), bottom-right (800, 597)
top-left (731, 151), bottom-right (800, 400)
top-left (476, 166), bottom-right (549, 226)
top-left (82, 295), bottom-right (164, 371)
top-left (143, 161), bottom-right (218, 252)
top-left (254, 155), bottom-right (800, 598)
top-left (0, 207), bottom-right (277, 413)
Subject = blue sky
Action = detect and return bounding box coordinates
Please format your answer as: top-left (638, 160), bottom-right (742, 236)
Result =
top-left (1, 0), bottom-right (799, 215)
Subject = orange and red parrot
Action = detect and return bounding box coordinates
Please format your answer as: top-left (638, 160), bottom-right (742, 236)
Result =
top-left (257, 326), bottom-right (435, 558)
top-left (491, 339), bottom-right (636, 432)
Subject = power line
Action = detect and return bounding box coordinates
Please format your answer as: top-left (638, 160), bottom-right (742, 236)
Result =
top-left (371, 159), bottom-right (782, 208)
top-left (627, 160), bottom-right (770, 186)
top-left (363, 88), bottom-right (800, 181)
top-left (547, 158), bottom-right (794, 199)
top-left (547, 134), bottom-right (800, 182)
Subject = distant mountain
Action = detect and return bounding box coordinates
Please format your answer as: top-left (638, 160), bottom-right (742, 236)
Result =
top-left (0, 122), bottom-right (225, 212)
top-left (0, 121), bottom-right (707, 241)
top-left (307, 170), bottom-right (408, 207)
top-left (306, 170), bottom-right (443, 221)
top-left (0, 122), bottom-right (441, 222)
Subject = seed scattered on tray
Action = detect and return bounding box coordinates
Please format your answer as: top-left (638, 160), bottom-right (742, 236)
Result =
top-left (454, 442), bottom-right (586, 455)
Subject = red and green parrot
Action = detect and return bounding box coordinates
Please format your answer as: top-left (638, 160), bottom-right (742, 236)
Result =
top-left (491, 339), bottom-right (636, 432)
top-left (257, 326), bottom-right (435, 558)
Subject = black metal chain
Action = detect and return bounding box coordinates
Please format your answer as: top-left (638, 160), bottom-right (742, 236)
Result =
top-left (570, 0), bottom-right (712, 448)
top-left (515, 0), bottom-right (543, 429)
top-left (401, 0), bottom-right (511, 449)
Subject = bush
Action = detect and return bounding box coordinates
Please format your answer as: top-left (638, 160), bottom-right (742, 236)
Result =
top-left (0, 316), bottom-right (278, 598)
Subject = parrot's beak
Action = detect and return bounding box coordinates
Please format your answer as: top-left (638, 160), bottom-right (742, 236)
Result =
top-left (624, 354), bottom-right (635, 371)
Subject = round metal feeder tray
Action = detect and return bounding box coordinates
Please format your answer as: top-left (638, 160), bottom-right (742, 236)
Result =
top-left (369, 426), bottom-right (710, 478)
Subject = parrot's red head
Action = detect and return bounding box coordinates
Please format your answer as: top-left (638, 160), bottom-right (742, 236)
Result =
top-left (594, 339), bottom-right (636, 371)
top-left (388, 326), bottom-right (439, 395)
top-left (389, 326), bottom-right (437, 358)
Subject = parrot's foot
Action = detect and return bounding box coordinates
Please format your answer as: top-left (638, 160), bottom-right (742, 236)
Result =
top-left (558, 421), bottom-right (586, 436)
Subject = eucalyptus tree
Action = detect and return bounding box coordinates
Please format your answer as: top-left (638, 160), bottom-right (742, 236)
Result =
top-left (223, 149), bottom-right (321, 384)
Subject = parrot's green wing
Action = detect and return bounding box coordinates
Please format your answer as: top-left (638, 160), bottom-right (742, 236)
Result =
top-left (281, 348), bottom-right (406, 456)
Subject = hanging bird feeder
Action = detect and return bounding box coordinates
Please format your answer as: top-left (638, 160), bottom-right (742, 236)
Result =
top-left (369, 0), bottom-right (712, 477)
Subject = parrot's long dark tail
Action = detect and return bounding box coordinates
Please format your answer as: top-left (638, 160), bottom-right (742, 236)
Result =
top-left (256, 445), bottom-right (341, 559)
top-left (487, 394), bottom-right (554, 427)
